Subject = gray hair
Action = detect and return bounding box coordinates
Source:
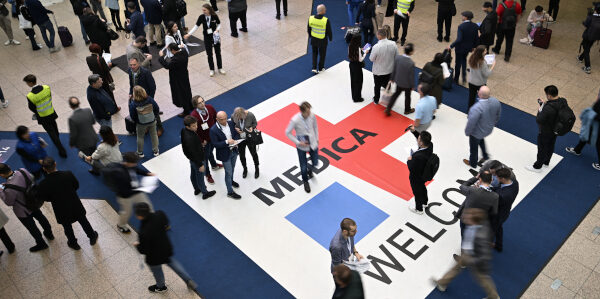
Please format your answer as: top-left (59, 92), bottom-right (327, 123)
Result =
top-left (232, 107), bottom-right (246, 122)
top-left (88, 74), bottom-right (101, 85)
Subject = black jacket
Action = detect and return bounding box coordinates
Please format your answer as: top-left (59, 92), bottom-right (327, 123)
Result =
top-left (136, 211), bottom-right (173, 266)
top-left (451, 21), bottom-right (480, 53)
top-left (38, 171), bottom-right (86, 225)
top-left (435, 0), bottom-right (454, 14)
top-left (536, 97), bottom-right (568, 135)
top-left (103, 163), bottom-right (150, 198)
top-left (407, 131), bottom-right (433, 182)
top-left (158, 50), bottom-right (192, 109)
top-left (128, 67), bottom-right (156, 98)
top-left (480, 11), bottom-right (498, 46)
top-left (195, 14), bottom-right (220, 40)
top-left (69, 0), bottom-right (89, 15)
top-left (161, 0), bottom-right (179, 23)
top-left (492, 179), bottom-right (519, 220)
top-left (181, 128), bottom-right (205, 166)
top-left (82, 13), bottom-right (111, 50)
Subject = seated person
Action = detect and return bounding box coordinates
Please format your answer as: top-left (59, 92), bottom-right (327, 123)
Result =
top-left (520, 5), bottom-right (552, 45)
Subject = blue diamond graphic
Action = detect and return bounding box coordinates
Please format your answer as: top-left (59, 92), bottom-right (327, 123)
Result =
top-left (286, 182), bottom-right (389, 249)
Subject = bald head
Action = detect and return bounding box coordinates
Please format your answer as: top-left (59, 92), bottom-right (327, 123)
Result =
top-left (317, 4), bottom-right (326, 15)
top-left (216, 111), bottom-right (228, 126)
top-left (478, 86), bottom-right (491, 99)
top-left (68, 96), bottom-right (80, 110)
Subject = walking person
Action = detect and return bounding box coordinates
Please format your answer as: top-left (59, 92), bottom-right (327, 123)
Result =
top-left (308, 4), bottom-right (332, 74)
top-left (479, 2), bottom-right (498, 52)
top-left (181, 116), bottom-right (217, 199)
top-left (38, 157), bottom-right (98, 250)
top-left (421, 53), bottom-right (445, 107)
top-left (67, 96), bottom-right (99, 158)
top-left (577, 4), bottom-right (600, 74)
top-left (448, 11), bottom-right (479, 85)
top-left (406, 127), bottom-right (433, 214)
top-left (68, 0), bottom-right (91, 44)
top-left (435, 0), bottom-right (455, 42)
top-left (23, 74), bottom-right (67, 157)
top-left (80, 125), bottom-right (122, 175)
top-left (82, 7), bottom-right (112, 53)
top-left (86, 74), bottom-right (119, 127)
top-left (463, 86), bottom-right (501, 168)
top-left (232, 107), bottom-right (260, 179)
top-left (565, 90), bottom-right (600, 170)
top-left (106, 0), bottom-right (124, 31)
top-left (348, 34), bottom-right (368, 103)
top-left (370, 28), bottom-right (397, 104)
top-left (387, 43), bottom-right (415, 115)
top-left (0, 163), bottom-right (54, 252)
top-left (355, 0), bottom-right (375, 45)
top-left (285, 102), bottom-right (319, 193)
top-left (158, 43), bottom-right (193, 117)
top-left (1, 0), bottom-right (21, 45)
top-left (185, 4), bottom-right (225, 77)
top-left (413, 83), bottom-right (437, 132)
top-left (392, 0), bottom-right (414, 46)
top-left (0, 208), bottom-right (15, 254)
top-left (209, 111), bottom-right (242, 199)
top-left (129, 86), bottom-right (160, 157)
top-left (133, 202), bottom-right (198, 293)
top-left (17, 0), bottom-right (42, 51)
top-left (228, 0), bottom-right (247, 37)
top-left (275, 0), bottom-right (286, 19)
top-left (190, 95), bottom-right (222, 185)
top-left (25, 0), bottom-right (60, 52)
top-left (467, 45), bottom-right (495, 111)
top-left (15, 126), bottom-right (47, 179)
top-left (86, 43), bottom-right (117, 103)
top-left (140, 0), bottom-right (162, 45)
top-left (492, 0), bottom-right (521, 62)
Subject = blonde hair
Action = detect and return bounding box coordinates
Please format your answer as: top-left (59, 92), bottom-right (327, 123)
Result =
top-left (133, 86), bottom-right (148, 102)
top-left (232, 107), bottom-right (246, 122)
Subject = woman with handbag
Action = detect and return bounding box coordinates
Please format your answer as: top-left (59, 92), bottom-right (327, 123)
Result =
top-left (232, 107), bottom-right (260, 178)
top-left (17, 0), bottom-right (39, 50)
top-left (184, 4), bottom-right (226, 77)
top-left (86, 43), bottom-right (119, 109)
top-left (81, 7), bottom-right (112, 53)
top-left (348, 34), bottom-right (368, 103)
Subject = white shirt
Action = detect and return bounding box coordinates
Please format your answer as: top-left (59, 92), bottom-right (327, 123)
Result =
top-left (286, 112), bottom-right (319, 151)
top-left (219, 122), bottom-right (232, 140)
top-left (370, 38), bottom-right (398, 75)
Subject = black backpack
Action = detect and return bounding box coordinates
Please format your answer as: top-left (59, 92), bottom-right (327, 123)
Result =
top-left (552, 100), bottom-right (576, 136)
top-left (4, 170), bottom-right (44, 211)
top-left (501, 2), bottom-right (517, 30)
top-left (175, 0), bottom-right (187, 18)
top-left (419, 70), bottom-right (434, 84)
top-left (422, 153), bottom-right (440, 182)
top-left (584, 16), bottom-right (600, 41)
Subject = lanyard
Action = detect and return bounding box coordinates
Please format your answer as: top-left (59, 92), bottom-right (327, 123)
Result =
top-left (197, 108), bottom-right (209, 123)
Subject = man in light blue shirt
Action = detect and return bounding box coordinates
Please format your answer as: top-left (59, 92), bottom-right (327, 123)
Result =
top-left (464, 86), bottom-right (501, 168)
top-left (414, 83), bottom-right (437, 132)
top-left (285, 101), bottom-right (319, 193)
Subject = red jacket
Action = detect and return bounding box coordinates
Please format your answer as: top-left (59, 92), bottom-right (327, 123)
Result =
top-left (496, 1), bottom-right (521, 24)
top-left (189, 104), bottom-right (217, 142)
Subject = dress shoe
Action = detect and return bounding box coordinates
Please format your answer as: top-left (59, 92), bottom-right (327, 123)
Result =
top-left (232, 181), bottom-right (239, 188)
top-left (404, 108), bottom-right (415, 115)
top-left (227, 192), bottom-right (241, 199)
top-left (68, 241), bottom-right (81, 250)
top-left (463, 159), bottom-right (472, 167)
top-left (353, 98), bottom-right (364, 102)
top-left (255, 166), bottom-right (259, 178)
top-left (504, 56), bottom-right (510, 62)
top-left (206, 174), bottom-right (215, 184)
top-left (29, 243), bottom-right (48, 252)
top-left (202, 190), bottom-right (216, 200)
top-left (44, 231), bottom-right (55, 240)
top-left (89, 231), bottom-right (99, 245)
top-left (239, 28), bottom-right (248, 32)
top-left (304, 181), bottom-right (311, 193)
top-left (307, 170), bottom-right (314, 179)
top-left (194, 189), bottom-right (201, 195)
top-left (400, 40), bottom-right (405, 46)
top-left (116, 106), bottom-right (121, 112)
top-left (276, 14), bottom-right (280, 20)
top-left (88, 169), bottom-right (100, 176)
top-left (444, 36), bottom-right (450, 42)
top-left (242, 167), bottom-right (248, 178)
top-left (391, 37), bottom-right (398, 42)
top-left (231, 33), bottom-right (238, 38)
top-left (437, 36), bottom-right (442, 42)
top-left (284, 11), bottom-right (287, 16)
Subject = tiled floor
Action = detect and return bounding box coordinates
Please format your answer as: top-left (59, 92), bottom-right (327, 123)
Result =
top-left (0, 0), bottom-right (599, 297)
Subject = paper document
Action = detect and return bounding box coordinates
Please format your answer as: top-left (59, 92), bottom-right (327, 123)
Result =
top-left (484, 54), bottom-right (495, 65)
top-left (134, 176), bottom-right (159, 194)
top-left (102, 53), bottom-right (112, 64)
top-left (230, 139), bottom-right (244, 148)
top-left (441, 62), bottom-right (451, 79)
top-left (343, 257), bottom-right (371, 273)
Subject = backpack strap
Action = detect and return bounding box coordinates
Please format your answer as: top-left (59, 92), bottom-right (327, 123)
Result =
top-left (17, 169), bottom-right (32, 188)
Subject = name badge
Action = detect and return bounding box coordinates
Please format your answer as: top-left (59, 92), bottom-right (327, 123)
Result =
top-left (207, 29), bottom-right (213, 34)
top-left (201, 123), bottom-right (209, 130)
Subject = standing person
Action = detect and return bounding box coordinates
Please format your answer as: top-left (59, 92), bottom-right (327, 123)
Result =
top-left (391, 0), bottom-right (414, 46)
top-left (209, 111), bottom-right (242, 199)
top-left (448, 11), bottom-right (479, 85)
top-left (308, 4), bottom-right (332, 74)
top-left (406, 127), bottom-right (434, 215)
top-left (86, 75), bottom-right (119, 128)
top-left (129, 86), bottom-right (160, 157)
top-left (232, 107), bottom-right (259, 179)
top-left (141, 0), bottom-right (163, 46)
top-left (435, 0), bottom-right (455, 42)
top-left (158, 43), bottom-right (193, 117)
top-left (228, 0), bottom-right (247, 38)
top-left (82, 7), bottom-right (112, 53)
top-left (329, 218), bottom-right (363, 272)
top-left (86, 43), bottom-right (117, 104)
top-left (463, 86), bottom-right (501, 168)
top-left (346, 0), bottom-right (361, 26)
top-left (25, 0), bottom-right (60, 52)
top-left (181, 116), bottom-right (217, 199)
top-left (15, 126), bottom-right (47, 179)
top-left (275, 0), bottom-right (286, 19)
top-left (89, 0), bottom-right (107, 22)
top-left (577, 5), bottom-right (600, 74)
top-left (185, 4), bottom-right (225, 77)
top-left (467, 46), bottom-right (495, 111)
top-left (355, 0), bottom-right (375, 45)
top-left (126, 36), bottom-right (152, 68)
top-left (456, 172), bottom-right (499, 233)
top-left (163, 21), bottom-right (188, 57)
top-left (17, 0), bottom-right (42, 51)
top-left (565, 90), bottom-right (600, 170)
top-left (433, 208), bottom-right (499, 299)
top-left (370, 28), bottom-right (397, 104)
top-left (413, 83), bottom-right (437, 132)
top-left (479, 2), bottom-right (498, 52)
top-left (161, 0), bottom-right (180, 29)
top-left (492, 0), bottom-right (521, 62)
top-left (68, 0), bottom-right (91, 44)
top-left (490, 168), bottom-right (519, 252)
top-left (0, 208), bottom-right (15, 254)
top-left (38, 157), bottom-right (98, 250)
top-left (23, 74), bottom-right (67, 158)
top-left (332, 264), bottom-right (365, 299)
top-left (125, 1), bottom-right (144, 38)
top-left (525, 85), bottom-right (568, 172)
top-left (67, 96), bottom-right (99, 158)
top-left (81, 125), bottom-right (121, 174)
top-left (547, 0), bottom-right (559, 21)
top-left (105, 0), bottom-right (124, 31)
top-left (285, 101), bottom-right (319, 193)
top-left (0, 0), bottom-right (20, 45)
top-left (133, 203), bottom-right (198, 293)
top-left (0, 163), bottom-right (53, 252)
top-left (190, 95), bottom-right (222, 184)
top-left (128, 57), bottom-right (156, 99)
top-left (348, 34), bottom-right (368, 103)
top-left (387, 43), bottom-right (415, 116)
top-left (422, 53), bottom-right (445, 107)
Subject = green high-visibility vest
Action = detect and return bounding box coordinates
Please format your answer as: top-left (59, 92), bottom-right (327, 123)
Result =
top-left (309, 15), bottom-right (328, 39)
top-left (27, 85), bottom-right (54, 117)
top-left (396, 0), bottom-right (414, 14)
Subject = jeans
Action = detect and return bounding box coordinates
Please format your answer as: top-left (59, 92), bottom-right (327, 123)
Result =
top-left (189, 161), bottom-right (207, 194)
top-left (347, 2), bottom-right (360, 26)
top-left (373, 73), bottom-right (390, 103)
top-left (297, 147), bottom-right (319, 182)
top-left (454, 52), bottom-right (468, 82)
top-left (62, 215), bottom-right (95, 244)
top-left (311, 43), bottom-right (327, 70)
top-left (136, 121), bottom-right (159, 154)
top-left (117, 192), bottom-right (154, 227)
top-left (78, 15), bottom-right (90, 43)
top-left (204, 142), bottom-right (218, 176)
top-left (222, 150), bottom-right (239, 194)
top-left (493, 28), bottom-right (515, 58)
top-left (579, 39), bottom-right (593, 68)
top-left (23, 28), bottom-right (40, 50)
top-left (37, 19), bottom-right (56, 49)
top-left (149, 258), bottom-right (193, 288)
top-left (469, 135), bottom-right (488, 167)
top-left (204, 38), bottom-right (222, 70)
top-left (393, 14), bottom-right (410, 42)
top-left (533, 132), bottom-right (557, 169)
top-left (97, 118), bottom-right (112, 128)
top-left (18, 209), bottom-right (52, 246)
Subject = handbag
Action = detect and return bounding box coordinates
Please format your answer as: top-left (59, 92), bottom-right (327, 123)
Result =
top-left (107, 28), bottom-right (119, 40)
top-left (246, 129), bottom-right (264, 145)
top-left (379, 81), bottom-right (396, 107)
top-left (18, 14), bottom-right (32, 29)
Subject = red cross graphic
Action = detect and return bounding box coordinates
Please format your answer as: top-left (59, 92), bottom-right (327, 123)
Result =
top-left (258, 103), bottom-right (417, 201)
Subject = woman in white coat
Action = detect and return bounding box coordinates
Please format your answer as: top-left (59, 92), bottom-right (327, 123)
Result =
top-left (163, 21), bottom-right (188, 58)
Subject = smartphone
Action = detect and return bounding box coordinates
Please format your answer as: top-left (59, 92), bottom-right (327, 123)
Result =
top-left (537, 98), bottom-right (543, 105)
top-left (363, 43), bottom-right (371, 51)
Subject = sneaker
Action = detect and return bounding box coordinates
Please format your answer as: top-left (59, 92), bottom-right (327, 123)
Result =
top-left (1, 99), bottom-right (8, 108)
top-left (148, 285), bottom-right (168, 293)
top-left (377, 4), bottom-right (381, 7)
top-left (137, 152), bottom-right (145, 158)
top-left (311, 69), bottom-right (318, 74)
top-left (212, 164), bottom-right (223, 170)
top-left (519, 37), bottom-right (529, 44)
top-left (583, 66), bottom-right (591, 74)
top-left (202, 190), bottom-right (216, 200)
top-left (153, 151), bottom-right (159, 157)
top-left (89, 231), bottom-right (99, 245)
top-left (239, 27), bottom-right (248, 32)
top-left (219, 69), bottom-right (226, 75)
top-left (524, 165), bottom-right (542, 173)
top-left (29, 243), bottom-right (49, 252)
top-left (209, 70), bottom-right (215, 77)
top-left (3, 40), bottom-right (10, 46)
top-left (320, 67), bottom-right (326, 72)
top-left (408, 206), bottom-right (423, 215)
top-left (565, 147), bottom-right (581, 155)
top-left (431, 278), bottom-right (446, 292)
top-left (206, 174), bottom-right (215, 184)
top-left (227, 192), bottom-right (241, 199)
top-left (67, 241), bottom-right (81, 250)
top-left (593, 163), bottom-right (600, 171)
top-left (117, 225), bottom-right (131, 234)
top-left (11, 40), bottom-right (20, 45)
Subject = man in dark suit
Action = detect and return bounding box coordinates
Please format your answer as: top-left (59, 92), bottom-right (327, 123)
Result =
top-left (435, 0), bottom-right (455, 42)
top-left (181, 116), bottom-right (216, 199)
top-left (158, 43), bottom-right (193, 117)
top-left (128, 57), bottom-right (156, 99)
top-left (68, 97), bottom-right (99, 160)
top-left (38, 157), bottom-right (98, 250)
top-left (86, 75), bottom-right (118, 128)
top-left (388, 43), bottom-right (415, 115)
top-left (479, 2), bottom-right (498, 52)
top-left (448, 11), bottom-right (479, 84)
top-left (140, 0), bottom-right (164, 47)
top-left (491, 168), bottom-right (518, 252)
top-left (209, 111), bottom-right (242, 199)
top-left (456, 171), bottom-right (499, 236)
top-left (407, 127), bottom-right (433, 215)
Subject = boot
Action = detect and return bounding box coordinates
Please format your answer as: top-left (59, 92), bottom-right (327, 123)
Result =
top-left (254, 165), bottom-right (259, 178)
top-left (242, 165), bottom-right (248, 178)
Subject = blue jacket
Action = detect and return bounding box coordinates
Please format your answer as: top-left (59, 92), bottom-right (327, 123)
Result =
top-left (25, 0), bottom-right (52, 25)
top-left (129, 97), bottom-right (159, 124)
top-left (86, 86), bottom-right (118, 120)
top-left (127, 10), bottom-right (145, 38)
top-left (128, 67), bottom-right (156, 98)
top-left (209, 121), bottom-right (241, 161)
top-left (579, 107), bottom-right (599, 145)
top-left (140, 0), bottom-right (162, 24)
top-left (329, 228), bottom-right (355, 272)
top-left (451, 21), bottom-right (480, 54)
top-left (465, 97), bottom-right (502, 139)
top-left (16, 132), bottom-right (47, 173)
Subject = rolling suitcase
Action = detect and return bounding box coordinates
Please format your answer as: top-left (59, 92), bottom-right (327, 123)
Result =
top-left (52, 14), bottom-right (72, 47)
top-left (125, 116), bottom-right (136, 134)
top-left (532, 24), bottom-right (552, 49)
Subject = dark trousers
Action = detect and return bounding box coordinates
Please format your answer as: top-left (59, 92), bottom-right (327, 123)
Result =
top-left (579, 39), bottom-right (593, 68)
top-left (239, 140), bottom-right (259, 168)
top-left (229, 10), bottom-right (247, 35)
top-left (393, 14), bottom-right (410, 42)
top-left (204, 142), bottom-right (218, 176)
top-left (410, 178), bottom-right (428, 211)
top-left (520, 0), bottom-right (526, 11)
top-left (454, 52), bottom-right (468, 82)
top-left (109, 9), bottom-right (123, 29)
top-left (189, 161), bottom-right (208, 194)
top-left (349, 61), bottom-right (363, 102)
top-left (204, 39), bottom-right (222, 70)
top-left (533, 132), bottom-right (557, 169)
top-left (387, 87), bottom-right (412, 113)
top-left (80, 145), bottom-right (97, 156)
top-left (23, 28), bottom-right (40, 50)
top-left (0, 227), bottom-right (15, 251)
top-left (574, 136), bottom-right (600, 162)
top-left (437, 11), bottom-right (452, 39)
top-left (62, 215), bottom-right (95, 244)
top-left (493, 28), bottom-right (516, 58)
top-left (312, 43), bottom-right (327, 70)
top-left (492, 212), bottom-right (509, 250)
top-left (373, 73), bottom-right (390, 104)
top-left (41, 119), bottom-right (67, 156)
top-left (469, 135), bottom-right (489, 167)
top-left (275, 0), bottom-right (287, 16)
top-left (18, 209), bottom-right (51, 246)
top-left (210, 0), bottom-right (218, 11)
top-left (361, 23), bottom-right (374, 46)
top-left (468, 83), bottom-right (482, 111)
top-left (548, 0), bottom-right (559, 20)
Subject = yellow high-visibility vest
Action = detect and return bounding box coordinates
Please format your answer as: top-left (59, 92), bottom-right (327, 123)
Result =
top-left (309, 15), bottom-right (328, 39)
top-left (27, 85), bottom-right (54, 117)
top-left (396, 0), bottom-right (414, 14)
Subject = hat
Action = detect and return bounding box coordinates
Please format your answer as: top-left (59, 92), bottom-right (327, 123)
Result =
top-left (461, 11), bottom-right (474, 19)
